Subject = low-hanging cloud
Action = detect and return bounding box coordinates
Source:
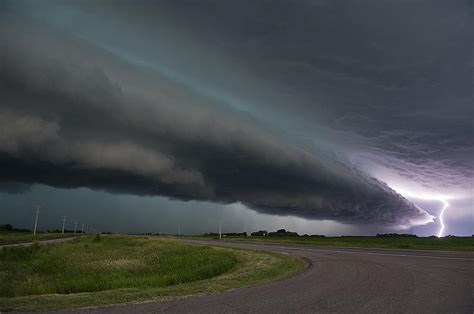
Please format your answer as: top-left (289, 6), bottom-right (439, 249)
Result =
top-left (0, 14), bottom-right (433, 227)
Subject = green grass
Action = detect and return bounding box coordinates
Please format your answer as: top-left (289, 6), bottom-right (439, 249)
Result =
top-left (0, 235), bottom-right (308, 311)
top-left (196, 235), bottom-right (474, 252)
top-left (0, 232), bottom-right (76, 245)
top-left (0, 235), bottom-right (237, 297)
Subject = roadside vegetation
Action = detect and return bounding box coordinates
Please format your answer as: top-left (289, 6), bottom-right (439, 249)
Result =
top-left (0, 232), bottom-right (77, 245)
top-left (0, 224), bottom-right (77, 245)
top-left (199, 229), bottom-right (474, 252)
top-left (0, 235), bottom-right (307, 311)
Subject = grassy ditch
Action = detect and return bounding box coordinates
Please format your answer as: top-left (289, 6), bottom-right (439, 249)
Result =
top-left (0, 235), bottom-right (308, 311)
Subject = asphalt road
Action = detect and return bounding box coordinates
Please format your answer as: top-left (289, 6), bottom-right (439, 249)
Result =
top-left (72, 239), bottom-right (473, 314)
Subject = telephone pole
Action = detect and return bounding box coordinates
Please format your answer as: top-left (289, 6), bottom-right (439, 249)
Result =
top-left (219, 220), bottom-right (222, 240)
top-left (62, 216), bottom-right (66, 234)
top-left (81, 224), bottom-right (84, 234)
top-left (74, 221), bottom-right (78, 234)
top-left (33, 206), bottom-right (40, 235)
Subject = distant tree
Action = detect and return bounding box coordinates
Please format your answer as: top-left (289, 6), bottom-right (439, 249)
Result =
top-left (222, 232), bottom-right (247, 237)
top-left (0, 224), bottom-right (13, 231)
top-left (251, 230), bottom-right (268, 237)
top-left (268, 229), bottom-right (299, 237)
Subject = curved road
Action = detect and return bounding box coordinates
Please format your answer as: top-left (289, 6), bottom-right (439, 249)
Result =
top-left (72, 239), bottom-right (474, 314)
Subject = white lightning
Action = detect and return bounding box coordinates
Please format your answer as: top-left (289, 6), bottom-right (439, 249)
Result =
top-left (388, 187), bottom-right (451, 237)
top-left (437, 200), bottom-right (449, 238)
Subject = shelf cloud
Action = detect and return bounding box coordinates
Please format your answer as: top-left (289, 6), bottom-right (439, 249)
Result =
top-left (1, 0), bottom-right (471, 233)
top-left (0, 15), bottom-right (432, 227)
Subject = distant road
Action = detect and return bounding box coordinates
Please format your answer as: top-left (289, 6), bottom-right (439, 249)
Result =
top-left (0, 236), bottom-right (77, 248)
top-left (75, 239), bottom-right (473, 314)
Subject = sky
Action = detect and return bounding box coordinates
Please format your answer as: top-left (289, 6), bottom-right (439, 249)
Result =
top-left (0, 0), bottom-right (472, 236)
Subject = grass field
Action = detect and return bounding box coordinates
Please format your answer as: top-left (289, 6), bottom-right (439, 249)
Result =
top-left (197, 235), bottom-right (474, 251)
top-left (0, 235), bottom-right (307, 311)
top-left (0, 232), bottom-right (77, 245)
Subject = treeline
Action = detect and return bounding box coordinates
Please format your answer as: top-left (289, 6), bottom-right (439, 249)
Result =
top-left (48, 229), bottom-right (86, 234)
top-left (203, 229), bottom-right (326, 238)
top-left (202, 230), bottom-right (465, 238)
top-left (0, 224), bottom-right (30, 232)
top-left (203, 232), bottom-right (248, 237)
top-left (0, 224), bottom-right (89, 234)
top-left (376, 233), bottom-right (417, 237)
top-left (252, 229), bottom-right (325, 237)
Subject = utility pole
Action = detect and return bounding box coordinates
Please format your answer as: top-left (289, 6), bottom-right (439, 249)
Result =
top-left (81, 224), bottom-right (84, 234)
top-left (62, 216), bottom-right (66, 234)
top-left (74, 221), bottom-right (77, 234)
top-left (219, 220), bottom-right (222, 240)
top-left (33, 206), bottom-right (40, 235)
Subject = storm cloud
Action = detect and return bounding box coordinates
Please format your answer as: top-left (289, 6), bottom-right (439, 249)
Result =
top-left (1, 0), bottom-right (472, 231)
top-left (0, 12), bottom-right (433, 227)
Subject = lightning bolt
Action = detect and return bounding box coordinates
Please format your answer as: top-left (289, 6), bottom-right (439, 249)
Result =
top-left (388, 186), bottom-right (452, 237)
top-left (437, 200), bottom-right (449, 237)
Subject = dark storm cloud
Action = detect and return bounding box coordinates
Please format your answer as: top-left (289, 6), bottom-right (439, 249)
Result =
top-left (75, 0), bottom-right (472, 197)
top-left (0, 13), bottom-right (432, 226)
top-left (146, 0), bottom-right (473, 195)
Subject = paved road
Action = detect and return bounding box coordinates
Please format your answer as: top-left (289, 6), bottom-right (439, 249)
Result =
top-left (73, 239), bottom-right (473, 314)
top-left (0, 236), bottom-right (77, 248)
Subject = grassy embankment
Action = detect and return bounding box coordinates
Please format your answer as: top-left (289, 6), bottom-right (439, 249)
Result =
top-left (0, 235), bottom-right (307, 311)
top-left (0, 232), bottom-right (77, 245)
top-left (196, 236), bottom-right (474, 252)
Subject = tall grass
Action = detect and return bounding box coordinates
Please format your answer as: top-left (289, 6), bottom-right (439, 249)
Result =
top-left (0, 236), bottom-right (237, 297)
